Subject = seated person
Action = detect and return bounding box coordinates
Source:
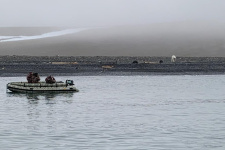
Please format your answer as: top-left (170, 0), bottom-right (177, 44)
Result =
top-left (32, 73), bottom-right (40, 83)
top-left (27, 72), bottom-right (33, 83)
top-left (45, 75), bottom-right (56, 84)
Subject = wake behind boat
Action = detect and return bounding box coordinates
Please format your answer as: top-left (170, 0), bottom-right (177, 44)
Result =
top-left (7, 80), bottom-right (79, 93)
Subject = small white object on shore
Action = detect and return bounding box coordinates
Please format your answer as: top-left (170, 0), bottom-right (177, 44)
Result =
top-left (171, 55), bottom-right (176, 62)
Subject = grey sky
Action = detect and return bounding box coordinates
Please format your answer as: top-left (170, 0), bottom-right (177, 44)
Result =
top-left (1, 0), bottom-right (225, 27)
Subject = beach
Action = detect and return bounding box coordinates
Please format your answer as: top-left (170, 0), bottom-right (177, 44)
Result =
top-left (0, 56), bottom-right (225, 77)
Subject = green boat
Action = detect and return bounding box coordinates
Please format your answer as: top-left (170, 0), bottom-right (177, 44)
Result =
top-left (7, 80), bottom-right (79, 93)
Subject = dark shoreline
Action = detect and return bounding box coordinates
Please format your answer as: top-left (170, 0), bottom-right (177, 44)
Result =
top-left (2, 72), bottom-right (225, 77)
top-left (1, 56), bottom-right (225, 77)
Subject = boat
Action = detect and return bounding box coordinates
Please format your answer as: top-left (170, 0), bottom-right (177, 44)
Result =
top-left (7, 80), bottom-right (79, 93)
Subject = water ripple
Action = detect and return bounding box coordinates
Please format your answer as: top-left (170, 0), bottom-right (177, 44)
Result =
top-left (1, 75), bottom-right (225, 149)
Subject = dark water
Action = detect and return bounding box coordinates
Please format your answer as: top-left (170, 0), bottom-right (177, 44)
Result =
top-left (1, 75), bottom-right (225, 150)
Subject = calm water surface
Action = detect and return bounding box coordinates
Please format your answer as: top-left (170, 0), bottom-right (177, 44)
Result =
top-left (1, 75), bottom-right (225, 150)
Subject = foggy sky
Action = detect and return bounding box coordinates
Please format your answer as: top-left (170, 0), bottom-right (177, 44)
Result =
top-left (1, 0), bottom-right (225, 27)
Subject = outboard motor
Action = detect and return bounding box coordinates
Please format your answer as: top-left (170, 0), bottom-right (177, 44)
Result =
top-left (66, 80), bottom-right (74, 85)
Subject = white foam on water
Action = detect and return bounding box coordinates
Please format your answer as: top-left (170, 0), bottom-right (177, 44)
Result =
top-left (0, 28), bottom-right (89, 42)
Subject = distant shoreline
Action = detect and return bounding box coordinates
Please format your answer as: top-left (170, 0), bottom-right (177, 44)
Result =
top-left (1, 72), bottom-right (225, 78)
top-left (0, 56), bottom-right (225, 77)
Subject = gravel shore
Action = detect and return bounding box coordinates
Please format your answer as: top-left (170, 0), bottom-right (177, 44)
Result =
top-left (0, 56), bottom-right (225, 77)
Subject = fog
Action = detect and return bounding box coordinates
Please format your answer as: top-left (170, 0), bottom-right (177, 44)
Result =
top-left (1, 0), bottom-right (225, 27)
top-left (1, 0), bottom-right (225, 56)
top-left (0, 22), bottom-right (225, 56)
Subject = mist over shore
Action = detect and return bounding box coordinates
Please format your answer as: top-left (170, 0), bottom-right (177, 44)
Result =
top-left (1, 22), bottom-right (225, 57)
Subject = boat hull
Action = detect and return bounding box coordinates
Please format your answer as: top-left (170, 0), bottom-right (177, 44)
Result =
top-left (7, 82), bottom-right (79, 93)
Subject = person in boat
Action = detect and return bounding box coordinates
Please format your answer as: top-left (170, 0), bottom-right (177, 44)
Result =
top-left (27, 72), bottom-right (40, 83)
top-left (45, 75), bottom-right (56, 84)
top-left (32, 73), bottom-right (40, 83)
top-left (27, 72), bottom-right (33, 83)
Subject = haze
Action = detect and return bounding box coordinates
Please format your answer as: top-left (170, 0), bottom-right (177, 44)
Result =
top-left (1, 0), bottom-right (225, 56)
top-left (1, 0), bottom-right (225, 27)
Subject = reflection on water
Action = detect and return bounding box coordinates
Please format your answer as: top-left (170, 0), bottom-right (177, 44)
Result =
top-left (6, 92), bottom-right (74, 100)
top-left (6, 92), bottom-right (75, 106)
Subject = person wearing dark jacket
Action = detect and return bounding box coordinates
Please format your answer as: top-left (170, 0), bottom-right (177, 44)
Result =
top-left (32, 73), bottom-right (40, 83)
top-left (27, 72), bottom-right (40, 83)
top-left (27, 72), bottom-right (33, 83)
top-left (45, 75), bottom-right (56, 84)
